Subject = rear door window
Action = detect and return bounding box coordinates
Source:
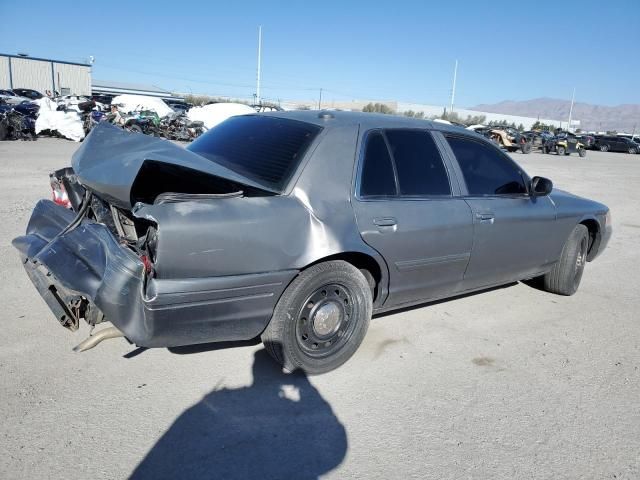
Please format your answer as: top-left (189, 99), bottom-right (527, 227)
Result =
top-left (446, 136), bottom-right (528, 196)
top-left (359, 132), bottom-right (397, 197)
top-left (385, 130), bottom-right (451, 196)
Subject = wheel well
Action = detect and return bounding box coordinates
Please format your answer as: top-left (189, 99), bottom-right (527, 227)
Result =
top-left (580, 219), bottom-right (600, 260)
top-left (304, 252), bottom-right (383, 302)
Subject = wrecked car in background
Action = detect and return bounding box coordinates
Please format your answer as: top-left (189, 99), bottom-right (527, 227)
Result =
top-left (13, 112), bottom-right (611, 374)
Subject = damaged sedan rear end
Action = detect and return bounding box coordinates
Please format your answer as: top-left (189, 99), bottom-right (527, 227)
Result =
top-left (13, 117), bottom-right (349, 358)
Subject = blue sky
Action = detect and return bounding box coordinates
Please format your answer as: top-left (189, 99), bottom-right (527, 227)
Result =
top-left (1, 0), bottom-right (639, 106)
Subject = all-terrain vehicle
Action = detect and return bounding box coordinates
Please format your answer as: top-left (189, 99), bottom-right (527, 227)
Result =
top-left (472, 126), bottom-right (532, 154)
top-left (544, 133), bottom-right (587, 157)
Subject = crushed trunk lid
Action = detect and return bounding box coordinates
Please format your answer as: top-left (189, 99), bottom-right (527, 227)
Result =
top-left (72, 122), bottom-right (276, 209)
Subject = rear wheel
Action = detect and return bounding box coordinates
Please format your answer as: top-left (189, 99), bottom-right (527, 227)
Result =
top-left (520, 142), bottom-right (532, 154)
top-left (543, 224), bottom-right (589, 296)
top-left (600, 144), bottom-right (609, 152)
top-left (128, 124), bottom-right (143, 134)
top-left (557, 146), bottom-right (566, 156)
top-left (578, 147), bottom-right (587, 157)
top-left (261, 260), bottom-right (372, 374)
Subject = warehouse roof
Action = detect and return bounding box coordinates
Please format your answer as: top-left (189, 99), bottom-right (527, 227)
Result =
top-left (0, 53), bottom-right (90, 67)
top-left (92, 79), bottom-right (176, 98)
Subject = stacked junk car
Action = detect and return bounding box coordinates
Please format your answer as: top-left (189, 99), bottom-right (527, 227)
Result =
top-left (0, 91), bottom-right (223, 142)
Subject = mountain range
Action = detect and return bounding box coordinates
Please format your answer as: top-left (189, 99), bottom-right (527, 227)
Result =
top-left (470, 98), bottom-right (640, 133)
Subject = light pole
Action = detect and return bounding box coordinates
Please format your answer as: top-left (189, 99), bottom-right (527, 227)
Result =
top-left (449, 59), bottom-right (458, 115)
top-left (567, 87), bottom-right (576, 132)
top-left (256, 26), bottom-right (262, 105)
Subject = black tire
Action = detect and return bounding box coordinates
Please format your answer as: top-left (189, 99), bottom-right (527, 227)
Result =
top-left (520, 142), bottom-right (532, 154)
top-left (578, 148), bottom-right (587, 157)
top-left (261, 260), bottom-right (372, 374)
top-left (0, 123), bottom-right (8, 141)
top-left (543, 224), bottom-right (589, 296)
top-left (557, 146), bottom-right (566, 156)
top-left (629, 147), bottom-right (637, 155)
top-left (128, 124), bottom-right (143, 134)
top-left (542, 145), bottom-right (549, 154)
top-left (599, 144), bottom-right (609, 152)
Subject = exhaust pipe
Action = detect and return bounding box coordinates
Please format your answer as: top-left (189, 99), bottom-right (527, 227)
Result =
top-left (73, 326), bottom-right (124, 352)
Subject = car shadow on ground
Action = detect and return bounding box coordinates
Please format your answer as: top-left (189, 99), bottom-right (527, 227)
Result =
top-left (129, 348), bottom-right (347, 480)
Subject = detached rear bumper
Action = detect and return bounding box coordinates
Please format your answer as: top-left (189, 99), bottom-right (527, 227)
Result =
top-left (13, 200), bottom-right (296, 348)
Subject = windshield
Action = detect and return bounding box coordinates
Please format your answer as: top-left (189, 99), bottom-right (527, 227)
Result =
top-left (187, 115), bottom-right (322, 192)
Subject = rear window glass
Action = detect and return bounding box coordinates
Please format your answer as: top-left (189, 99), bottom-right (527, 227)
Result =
top-left (188, 115), bottom-right (322, 192)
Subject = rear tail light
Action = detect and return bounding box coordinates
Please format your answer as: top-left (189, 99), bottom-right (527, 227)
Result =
top-left (140, 254), bottom-right (153, 275)
top-left (50, 178), bottom-right (71, 209)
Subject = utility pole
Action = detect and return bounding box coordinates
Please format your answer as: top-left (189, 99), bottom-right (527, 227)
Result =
top-left (256, 25), bottom-right (262, 105)
top-left (567, 87), bottom-right (576, 132)
top-left (318, 88), bottom-right (323, 110)
top-left (449, 59), bottom-right (458, 114)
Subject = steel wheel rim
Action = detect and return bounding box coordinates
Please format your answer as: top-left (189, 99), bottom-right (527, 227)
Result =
top-left (295, 283), bottom-right (356, 358)
top-left (574, 236), bottom-right (588, 286)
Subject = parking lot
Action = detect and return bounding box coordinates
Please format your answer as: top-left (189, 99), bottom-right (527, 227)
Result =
top-left (1, 138), bottom-right (638, 479)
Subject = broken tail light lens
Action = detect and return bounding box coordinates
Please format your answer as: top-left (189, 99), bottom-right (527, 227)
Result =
top-left (140, 254), bottom-right (153, 275)
top-left (51, 179), bottom-right (71, 209)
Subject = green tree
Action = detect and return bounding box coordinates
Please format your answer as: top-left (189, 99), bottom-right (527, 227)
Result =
top-left (403, 110), bottom-right (426, 119)
top-left (362, 102), bottom-right (395, 114)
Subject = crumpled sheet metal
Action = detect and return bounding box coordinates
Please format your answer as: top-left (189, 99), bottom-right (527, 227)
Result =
top-left (72, 122), bottom-right (273, 208)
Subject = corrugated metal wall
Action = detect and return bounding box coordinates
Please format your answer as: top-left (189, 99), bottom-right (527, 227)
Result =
top-left (0, 55), bottom-right (91, 95)
top-left (0, 57), bottom-right (10, 89)
top-left (53, 63), bottom-right (91, 95)
top-left (10, 57), bottom-right (51, 91)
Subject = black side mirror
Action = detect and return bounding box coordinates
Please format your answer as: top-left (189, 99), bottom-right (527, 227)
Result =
top-left (531, 176), bottom-right (553, 196)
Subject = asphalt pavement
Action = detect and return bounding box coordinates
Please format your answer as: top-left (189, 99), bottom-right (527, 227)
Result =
top-left (1, 138), bottom-right (638, 479)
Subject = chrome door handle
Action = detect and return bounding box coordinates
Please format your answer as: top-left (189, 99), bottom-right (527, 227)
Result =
top-left (373, 217), bottom-right (397, 227)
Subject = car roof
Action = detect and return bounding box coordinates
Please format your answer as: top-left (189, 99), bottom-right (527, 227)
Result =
top-left (259, 109), bottom-right (477, 137)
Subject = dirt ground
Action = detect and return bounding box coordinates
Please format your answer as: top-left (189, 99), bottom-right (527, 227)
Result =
top-left (1, 138), bottom-right (638, 479)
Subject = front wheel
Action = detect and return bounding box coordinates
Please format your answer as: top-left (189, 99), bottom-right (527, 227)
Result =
top-left (600, 144), bottom-right (609, 152)
top-left (629, 147), bottom-right (637, 154)
top-left (543, 224), bottom-right (589, 296)
top-left (579, 147), bottom-right (587, 157)
top-left (557, 146), bottom-right (566, 156)
top-left (261, 260), bottom-right (372, 374)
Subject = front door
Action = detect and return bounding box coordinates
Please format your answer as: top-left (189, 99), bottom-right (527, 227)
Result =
top-left (443, 134), bottom-right (558, 290)
top-left (352, 129), bottom-right (473, 307)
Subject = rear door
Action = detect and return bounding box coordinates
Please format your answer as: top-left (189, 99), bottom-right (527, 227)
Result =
top-left (442, 134), bottom-right (559, 290)
top-left (352, 129), bottom-right (473, 307)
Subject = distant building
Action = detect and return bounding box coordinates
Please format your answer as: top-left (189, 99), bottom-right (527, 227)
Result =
top-left (0, 53), bottom-right (91, 95)
top-left (92, 79), bottom-right (180, 100)
top-left (286, 98), bottom-right (577, 130)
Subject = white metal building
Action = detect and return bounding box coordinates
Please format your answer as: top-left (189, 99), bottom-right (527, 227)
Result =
top-left (0, 53), bottom-right (91, 96)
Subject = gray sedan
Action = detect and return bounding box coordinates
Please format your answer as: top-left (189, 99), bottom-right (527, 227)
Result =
top-left (13, 112), bottom-right (612, 373)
